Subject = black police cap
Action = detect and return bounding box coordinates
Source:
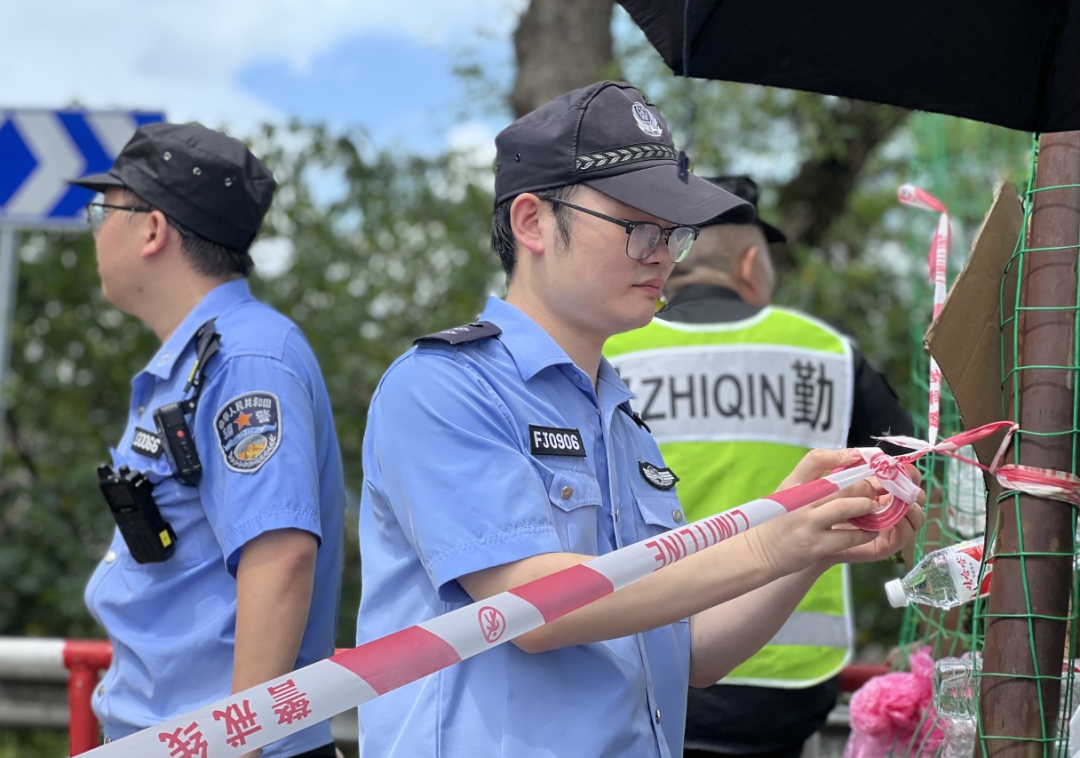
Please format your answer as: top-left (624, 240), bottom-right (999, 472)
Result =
top-left (70, 122), bottom-right (276, 252)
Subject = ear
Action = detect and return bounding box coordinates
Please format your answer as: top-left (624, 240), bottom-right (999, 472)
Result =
top-left (736, 244), bottom-right (759, 286)
top-left (138, 210), bottom-right (170, 260)
top-left (509, 193), bottom-right (547, 256)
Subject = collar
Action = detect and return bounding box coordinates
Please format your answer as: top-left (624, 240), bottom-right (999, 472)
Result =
top-left (479, 297), bottom-right (575, 382)
top-left (478, 297), bottom-right (632, 407)
top-left (662, 284), bottom-right (743, 308)
top-left (657, 284), bottom-right (763, 324)
top-left (141, 279), bottom-right (254, 381)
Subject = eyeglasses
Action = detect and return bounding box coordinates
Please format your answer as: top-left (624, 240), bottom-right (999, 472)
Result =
top-left (538, 195), bottom-right (700, 263)
top-left (86, 202), bottom-right (152, 235)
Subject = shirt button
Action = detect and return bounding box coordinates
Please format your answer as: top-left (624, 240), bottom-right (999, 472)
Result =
top-left (614, 507), bottom-right (620, 521)
top-left (672, 510), bottom-right (684, 523)
top-left (560, 486), bottom-right (574, 500)
top-left (104, 551), bottom-right (117, 564)
top-left (137, 405), bottom-right (145, 415)
top-left (654, 709), bottom-right (661, 724)
top-left (97, 684), bottom-right (105, 697)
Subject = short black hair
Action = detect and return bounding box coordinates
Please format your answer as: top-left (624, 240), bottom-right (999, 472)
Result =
top-left (491, 184), bottom-right (581, 280)
top-left (120, 188), bottom-right (254, 277)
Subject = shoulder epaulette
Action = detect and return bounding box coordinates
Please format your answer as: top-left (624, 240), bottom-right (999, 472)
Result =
top-left (618, 401), bottom-right (651, 433)
top-left (413, 320), bottom-right (502, 346)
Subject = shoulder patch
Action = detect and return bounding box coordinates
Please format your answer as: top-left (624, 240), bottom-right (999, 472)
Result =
top-left (214, 391), bottom-right (282, 474)
top-left (414, 321), bottom-right (502, 346)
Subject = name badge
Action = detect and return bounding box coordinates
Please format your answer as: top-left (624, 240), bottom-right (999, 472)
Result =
top-left (131, 427), bottom-right (164, 459)
top-left (528, 425), bottom-right (586, 457)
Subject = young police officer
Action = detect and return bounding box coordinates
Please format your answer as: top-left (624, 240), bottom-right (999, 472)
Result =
top-left (357, 81), bottom-right (923, 757)
top-left (72, 123), bottom-right (346, 758)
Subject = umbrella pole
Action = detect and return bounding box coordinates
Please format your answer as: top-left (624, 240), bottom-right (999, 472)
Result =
top-left (979, 131), bottom-right (1080, 758)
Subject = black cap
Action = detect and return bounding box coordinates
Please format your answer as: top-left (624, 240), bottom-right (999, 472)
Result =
top-left (494, 81), bottom-right (754, 227)
top-left (69, 122), bottom-right (276, 252)
top-left (701, 175), bottom-right (786, 243)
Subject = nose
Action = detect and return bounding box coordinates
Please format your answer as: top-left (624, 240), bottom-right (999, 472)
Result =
top-left (639, 238), bottom-right (677, 264)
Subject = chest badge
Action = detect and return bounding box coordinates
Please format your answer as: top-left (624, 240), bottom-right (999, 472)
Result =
top-left (131, 427), bottom-right (164, 459)
top-left (639, 461), bottom-right (678, 490)
top-left (528, 425), bottom-right (586, 457)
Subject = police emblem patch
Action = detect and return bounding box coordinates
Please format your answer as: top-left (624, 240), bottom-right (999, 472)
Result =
top-left (639, 461), bottom-right (678, 490)
top-left (214, 391), bottom-right (282, 474)
top-left (631, 102), bottom-right (663, 137)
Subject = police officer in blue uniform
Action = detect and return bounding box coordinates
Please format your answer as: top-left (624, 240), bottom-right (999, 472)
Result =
top-left (357, 81), bottom-right (925, 758)
top-left (71, 123), bottom-right (346, 758)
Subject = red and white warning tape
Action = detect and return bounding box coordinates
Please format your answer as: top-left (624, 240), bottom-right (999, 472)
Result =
top-left (85, 454), bottom-right (923, 757)
top-left (880, 419), bottom-right (1080, 508)
top-left (898, 183), bottom-right (950, 446)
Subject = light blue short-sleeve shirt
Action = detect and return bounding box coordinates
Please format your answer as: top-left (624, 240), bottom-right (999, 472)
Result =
top-left (358, 296), bottom-right (690, 757)
top-left (84, 279), bottom-right (347, 758)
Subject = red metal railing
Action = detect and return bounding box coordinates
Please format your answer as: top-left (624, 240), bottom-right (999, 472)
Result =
top-left (63, 640), bottom-right (112, 756)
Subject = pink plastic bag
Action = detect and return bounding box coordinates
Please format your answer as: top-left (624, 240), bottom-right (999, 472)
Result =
top-left (844, 648), bottom-right (945, 758)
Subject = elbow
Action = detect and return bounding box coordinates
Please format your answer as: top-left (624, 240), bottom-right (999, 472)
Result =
top-left (510, 628), bottom-right (560, 655)
top-left (688, 658), bottom-right (731, 689)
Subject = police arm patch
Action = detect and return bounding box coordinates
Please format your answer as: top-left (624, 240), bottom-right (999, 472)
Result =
top-left (214, 391), bottom-right (282, 474)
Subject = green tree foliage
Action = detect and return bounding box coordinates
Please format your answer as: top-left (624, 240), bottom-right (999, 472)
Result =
top-left (0, 123), bottom-right (500, 647)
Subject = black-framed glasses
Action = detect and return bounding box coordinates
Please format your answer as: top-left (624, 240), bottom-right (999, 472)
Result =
top-left (86, 202), bottom-right (152, 235)
top-left (538, 194), bottom-right (700, 263)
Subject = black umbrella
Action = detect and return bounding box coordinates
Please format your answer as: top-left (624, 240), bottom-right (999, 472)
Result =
top-left (618, 0), bottom-right (1080, 132)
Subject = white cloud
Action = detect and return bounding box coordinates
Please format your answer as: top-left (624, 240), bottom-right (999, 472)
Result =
top-left (0, 0), bottom-right (525, 131)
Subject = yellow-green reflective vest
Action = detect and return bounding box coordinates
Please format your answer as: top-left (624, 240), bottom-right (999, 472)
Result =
top-left (604, 305), bottom-right (855, 687)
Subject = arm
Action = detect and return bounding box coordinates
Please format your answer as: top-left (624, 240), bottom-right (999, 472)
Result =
top-left (232, 528), bottom-right (318, 691)
top-left (232, 528), bottom-right (318, 758)
top-left (686, 453), bottom-right (924, 685)
top-left (459, 450), bottom-right (922, 655)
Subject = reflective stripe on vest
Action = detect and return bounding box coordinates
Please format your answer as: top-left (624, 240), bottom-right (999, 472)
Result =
top-left (605, 306), bottom-right (856, 687)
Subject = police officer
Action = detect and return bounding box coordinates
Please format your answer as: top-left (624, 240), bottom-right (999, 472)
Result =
top-left (605, 175), bottom-right (914, 758)
top-left (356, 82), bottom-right (924, 758)
top-left (71, 123), bottom-right (346, 758)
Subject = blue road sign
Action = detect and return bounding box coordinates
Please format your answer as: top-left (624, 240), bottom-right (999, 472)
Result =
top-left (0, 108), bottom-right (165, 229)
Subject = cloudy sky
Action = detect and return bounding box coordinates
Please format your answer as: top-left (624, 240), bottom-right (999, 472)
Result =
top-left (0, 0), bottom-right (528, 157)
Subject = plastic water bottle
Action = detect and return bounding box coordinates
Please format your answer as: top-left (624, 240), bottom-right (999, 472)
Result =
top-left (945, 445), bottom-right (987, 538)
top-left (934, 654), bottom-right (980, 758)
top-left (884, 538), bottom-right (993, 609)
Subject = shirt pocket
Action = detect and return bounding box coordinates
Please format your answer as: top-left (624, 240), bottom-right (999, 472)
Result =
top-left (541, 463), bottom-right (604, 556)
top-left (630, 484), bottom-right (685, 542)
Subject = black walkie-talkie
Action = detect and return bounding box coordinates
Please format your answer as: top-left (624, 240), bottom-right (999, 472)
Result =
top-left (98, 464), bottom-right (177, 563)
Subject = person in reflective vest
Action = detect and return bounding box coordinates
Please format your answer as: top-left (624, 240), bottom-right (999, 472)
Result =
top-left (605, 175), bottom-right (914, 758)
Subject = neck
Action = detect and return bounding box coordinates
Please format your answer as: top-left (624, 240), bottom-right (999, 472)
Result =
top-left (505, 286), bottom-right (604, 386)
top-left (135, 274), bottom-right (238, 342)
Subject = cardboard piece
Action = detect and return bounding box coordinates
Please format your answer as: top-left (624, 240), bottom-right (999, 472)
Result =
top-left (925, 182), bottom-right (1024, 510)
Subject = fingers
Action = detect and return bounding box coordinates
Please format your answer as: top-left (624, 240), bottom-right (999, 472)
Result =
top-left (818, 495), bottom-right (881, 524)
top-left (778, 448), bottom-right (862, 490)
